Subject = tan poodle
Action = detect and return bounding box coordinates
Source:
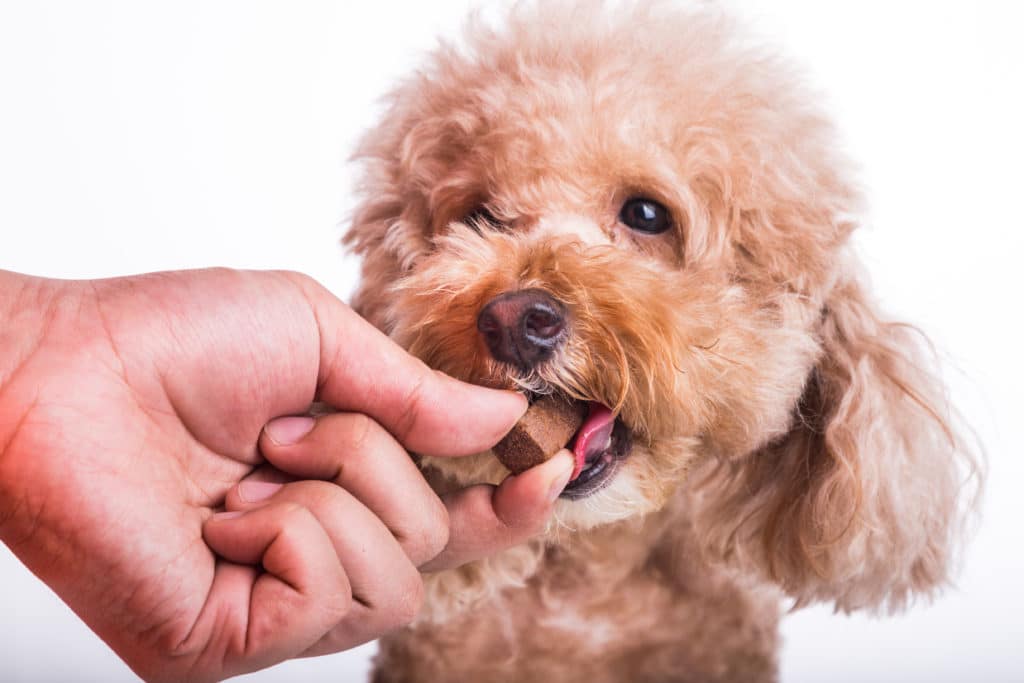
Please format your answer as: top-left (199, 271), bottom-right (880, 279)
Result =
top-left (344, 3), bottom-right (980, 681)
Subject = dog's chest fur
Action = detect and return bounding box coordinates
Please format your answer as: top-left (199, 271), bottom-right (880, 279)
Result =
top-left (372, 490), bottom-right (782, 683)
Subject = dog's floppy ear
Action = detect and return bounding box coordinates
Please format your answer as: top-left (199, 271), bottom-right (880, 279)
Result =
top-left (697, 271), bottom-right (980, 613)
top-left (343, 102), bottom-right (434, 333)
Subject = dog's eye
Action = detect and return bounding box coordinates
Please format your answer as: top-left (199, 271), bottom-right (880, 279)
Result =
top-left (464, 205), bottom-right (503, 232)
top-left (619, 198), bottom-right (672, 234)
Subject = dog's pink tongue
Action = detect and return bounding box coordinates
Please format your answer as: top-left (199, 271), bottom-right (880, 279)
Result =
top-left (570, 403), bottom-right (616, 480)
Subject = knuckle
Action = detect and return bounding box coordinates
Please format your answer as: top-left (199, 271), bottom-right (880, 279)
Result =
top-left (285, 479), bottom-right (338, 512)
top-left (322, 575), bottom-right (354, 624)
top-left (395, 369), bottom-right (431, 441)
top-left (276, 500), bottom-right (314, 526)
top-left (345, 411), bottom-right (378, 456)
top-left (417, 500), bottom-right (451, 560)
top-left (277, 268), bottom-right (319, 293)
top-left (398, 496), bottom-right (450, 565)
top-left (388, 572), bottom-right (424, 627)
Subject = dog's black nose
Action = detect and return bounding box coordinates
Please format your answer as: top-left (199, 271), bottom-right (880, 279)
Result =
top-left (477, 289), bottom-right (567, 369)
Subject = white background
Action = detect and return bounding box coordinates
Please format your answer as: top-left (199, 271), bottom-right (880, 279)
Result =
top-left (1, 1), bottom-right (1021, 681)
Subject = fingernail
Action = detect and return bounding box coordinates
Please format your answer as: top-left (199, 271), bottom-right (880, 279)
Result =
top-left (238, 480), bottom-right (283, 503)
top-left (508, 391), bottom-right (530, 418)
top-left (546, 453), bottom-right (575, 503)
top-left (496, 391), bottom-right (530, 433)
top-left (265, 416), bottom-right (315, 445)
top-left (212, 510), bottom-right (245, 521)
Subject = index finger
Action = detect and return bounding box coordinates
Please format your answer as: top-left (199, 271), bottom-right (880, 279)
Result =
top-left (287, 273), bottom-right (527, 457)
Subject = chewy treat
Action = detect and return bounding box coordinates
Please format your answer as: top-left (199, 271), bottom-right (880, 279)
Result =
top-left (493, 395), bottom-right (587, 474)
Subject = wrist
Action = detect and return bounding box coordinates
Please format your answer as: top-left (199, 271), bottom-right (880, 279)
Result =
top-left (0, 271), bottom-right (79, 533)
top-left (0, 271), bottom-right (65, 390)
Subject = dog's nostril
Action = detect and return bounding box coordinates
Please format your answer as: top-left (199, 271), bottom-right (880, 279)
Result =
top-left (477, 311), bottom-right (505, 347)
top-left (524, 306), bottom-right (563, 343)
top-left (477, 311), bottom-right (502, 335)
top-left (477, 290), bottom-right (567, 369)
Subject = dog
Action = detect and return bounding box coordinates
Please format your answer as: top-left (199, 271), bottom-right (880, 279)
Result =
top-left (343, 3), bottom-right (980, 681)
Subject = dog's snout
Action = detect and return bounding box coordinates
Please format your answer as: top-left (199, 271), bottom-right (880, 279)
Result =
top-left (477, 289), bottom-right (567, 369)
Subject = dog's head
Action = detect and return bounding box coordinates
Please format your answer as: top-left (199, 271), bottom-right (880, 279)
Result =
top-left (346, 3), bottom-right (979, 612)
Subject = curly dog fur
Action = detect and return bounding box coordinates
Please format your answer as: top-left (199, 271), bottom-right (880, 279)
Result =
top-left (344, 3), bottom-right (980, 681)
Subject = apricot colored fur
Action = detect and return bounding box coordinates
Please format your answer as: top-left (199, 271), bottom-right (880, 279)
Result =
top-left (344, 3), bottom-right (981, 681)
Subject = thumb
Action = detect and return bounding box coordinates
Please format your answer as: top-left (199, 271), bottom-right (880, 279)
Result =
top-left (420, 450), bottom-right (575, 572)
top-left (286, 273), bottom-right (527, 457)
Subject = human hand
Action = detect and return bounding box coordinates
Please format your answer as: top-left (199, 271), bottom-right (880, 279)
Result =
top-left (0, 268), bottom-right (573, 682)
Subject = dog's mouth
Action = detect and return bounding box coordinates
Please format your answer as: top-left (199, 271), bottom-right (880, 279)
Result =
top-left (560, 400), bottom-right (633, 499)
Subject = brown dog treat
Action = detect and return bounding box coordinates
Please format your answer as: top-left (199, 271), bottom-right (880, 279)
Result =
top-left (493, 395), bottom-right (586, 474)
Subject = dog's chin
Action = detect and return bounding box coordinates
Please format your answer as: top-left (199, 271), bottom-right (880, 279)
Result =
top-left (551, 462), bottom-right (657, 531)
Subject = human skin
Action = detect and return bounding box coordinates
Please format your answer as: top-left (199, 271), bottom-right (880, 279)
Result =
top-left (0, 268), bottom-right (573, 682)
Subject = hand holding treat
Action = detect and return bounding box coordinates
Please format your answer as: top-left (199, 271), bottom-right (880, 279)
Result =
top-left (493, 395), bottom-right (619, 484)
top-left (0, 268), bottom-right (571, 682)
top-left (492, 395), bottom-right (587, 475)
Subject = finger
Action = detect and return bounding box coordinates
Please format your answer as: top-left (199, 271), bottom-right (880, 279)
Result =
top-left (282, 272), bottom-right (528, 457)
top-left (222, 480), bottom-right (424, 645)
top-left (200, 503), bottom-right (352, 675)
top-left (421, 450), bottom-right (574, 573)
top-left (254, 412), bottom-right (450, 566)
top-left (299, 599), bottom-right (415, 658)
